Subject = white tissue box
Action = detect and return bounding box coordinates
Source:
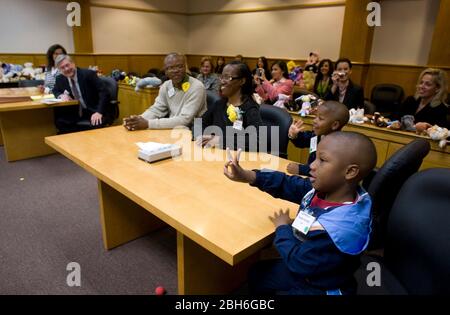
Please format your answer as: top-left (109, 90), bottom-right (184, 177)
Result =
top-left (137, 142), bottom-right (182, 163)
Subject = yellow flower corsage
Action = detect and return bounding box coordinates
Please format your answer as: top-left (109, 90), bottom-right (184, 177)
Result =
top-left (182, 82), bottom-right (190, 92)
top-left (227, 104), bottom-right (243, 123)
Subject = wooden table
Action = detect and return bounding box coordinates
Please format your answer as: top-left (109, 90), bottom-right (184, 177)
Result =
top-left (288, 113), bottom-right (450, 169)
top-left (0, 88), bottom-right (78, 161)
top-left (45, 126), bottom-right (298, 294)
top-left (117, 83), bottom-right (159, 123)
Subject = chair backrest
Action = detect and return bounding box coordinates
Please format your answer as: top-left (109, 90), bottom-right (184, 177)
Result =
top-left (363, 100), bottom-right (376, 115)
top-left (259, 104), bottom-right (292, 159)
top-left (206, 90), bottom-right (221, 111)
top-left (99, 76), bottom-right (119, 121)
top-left (367, 138), bottom-right (430, 250)
top-left (370, 84), bottom-right (404, 115)
top-left (384, 168), bottom-right (450, 294)
top-left (18, 79), bottom-right (44, 88)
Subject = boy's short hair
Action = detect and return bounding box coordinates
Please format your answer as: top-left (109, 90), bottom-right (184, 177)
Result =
top-left (321, 101), bottom-right (349, 129)
top-left (326, 131), bottom-right (377, 179)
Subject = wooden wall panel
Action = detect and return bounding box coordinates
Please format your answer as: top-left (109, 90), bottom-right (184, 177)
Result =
top-left (72, 0), bottom-right (94, 53)
top-left (428, 0), bottom-right (450, 67)
top-left (128, 55), bottom-right (165, 75)
top-left (72, 55), bottom-right (96, 69)
top-left (95, 55), bottom-right (129, 75)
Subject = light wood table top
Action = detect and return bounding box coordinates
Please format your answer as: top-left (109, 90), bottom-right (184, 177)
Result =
top-left (45, 126), bottom-right (298, 265)
top-left (0, 87), bottom-right (43, 103)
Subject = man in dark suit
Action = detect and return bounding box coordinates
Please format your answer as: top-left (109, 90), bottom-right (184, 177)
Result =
top-left (52, 54), bottom-right (111, 133)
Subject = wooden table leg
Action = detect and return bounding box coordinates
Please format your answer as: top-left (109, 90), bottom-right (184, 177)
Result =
top-left (0, 109), bottom-right (57, 161)
top-left (98, 180), bottom-right (166, 250)
top-left (177, 232), bottom-right (258, 294)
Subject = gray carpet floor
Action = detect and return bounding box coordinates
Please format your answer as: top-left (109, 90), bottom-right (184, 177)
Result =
top-left (0, 147), bottom-right (177, 295)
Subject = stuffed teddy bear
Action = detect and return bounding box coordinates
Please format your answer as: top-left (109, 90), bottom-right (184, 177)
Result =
top-left (349, 108), bottom-right (367, 124)
top-left (302, 70), bottom-right (316, 91)
top-left (0, 62), bottom-right (22, 82)
top-left (400, 115), bottom-right (416, 132)
top-left (135, 76), bottom-right (162, 91)
top-left (426, 125), bottom-right (449, 149)
top-left (371, 112), bottom-right (390, 127)
top-left (21, 62), bottom-right (36, 79)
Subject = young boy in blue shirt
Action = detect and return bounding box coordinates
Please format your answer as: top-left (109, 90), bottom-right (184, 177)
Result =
top-left (287, 101), bottom-right (349, 176)
top-left (224, 131), bottom-right (377, 295)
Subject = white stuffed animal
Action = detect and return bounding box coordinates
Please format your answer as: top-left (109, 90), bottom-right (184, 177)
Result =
top-left (295, 94), bottom-right (317, 116)
top-left (273, 93), bottom-right (290, 109)
top-left (135, 76), bottom-right (162, 91)
top-left (349, 108), bottom-right (367, 124)
top-left (426, 125), bottom-right (449, 149)
top-left (21, 62), bottom-right (35, 79)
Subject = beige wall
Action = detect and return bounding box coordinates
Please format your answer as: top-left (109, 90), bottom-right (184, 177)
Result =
top-left (187, 5), bottom-right (345, 60)
top-left (90, 7), bottom-right (188, 54)
top-left (187, 0), bottom-right (341, 12)
top-left (91, 0), bottom-right (188, 12)
top-left (370, 0), bottom-right (440, 66)
top-left (0, 0), bottom-right (74, 54)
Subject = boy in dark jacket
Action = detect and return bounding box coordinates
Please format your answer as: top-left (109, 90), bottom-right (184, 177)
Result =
top-left (224, 131), bottom-right (377, 295)
top-left (287, 101), bottom-right (349, 176)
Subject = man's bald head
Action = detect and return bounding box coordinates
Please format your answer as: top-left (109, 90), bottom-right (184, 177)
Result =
top-left (164, 53), bottom-right (186, 66)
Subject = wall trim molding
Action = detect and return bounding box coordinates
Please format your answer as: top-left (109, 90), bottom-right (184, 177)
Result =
top-left (89, 1), bottom-right (345, 16)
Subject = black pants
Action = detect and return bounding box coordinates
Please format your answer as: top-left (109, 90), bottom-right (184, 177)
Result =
top-left (54, 106), bottom-right (109, 134)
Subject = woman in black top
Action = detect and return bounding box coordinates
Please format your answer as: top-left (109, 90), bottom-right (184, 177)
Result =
top-left (198, 61), bottom-right (262, 151)
top-left (214, 56), bottom-right (225, 74)
top-left (397, 68), bottom-right (448, 128)
top-left (324, 58), bottom-right (364, 110)
top-left (252, 56), bottom-right (272, 81)
top-left (313, 59), bottom-right (334, 98)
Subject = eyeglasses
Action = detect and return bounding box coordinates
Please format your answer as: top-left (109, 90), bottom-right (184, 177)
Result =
top-left (219, 75), bottom-right (242, 82)
top-left (166, 64), bottom-right (185, 72)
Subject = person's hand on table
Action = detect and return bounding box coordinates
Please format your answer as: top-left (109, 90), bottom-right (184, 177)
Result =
top-left (123, 115), bottom-right (149, 131)
top-left (269, 208), bottom-right (292, 228)
top-left (91, 112), bottom-right (103, 126)
top-left (196, 135), bottom-right (220, 148)
top-left (286, 162), bottom-right (300, 175)
top-left (59, 94), bottom-right (73, 102)
top-left (37, 85), bottom-right (45, 94)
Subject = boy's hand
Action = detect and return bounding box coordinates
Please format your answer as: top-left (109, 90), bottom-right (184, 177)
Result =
top-left (288, 119), bottom-right (304, 139)
top-left (286, 162), bottom-right (300, 175)
top-left (223, 148), bottom-right (256, 184)
top-left (269, 208), bottom-right (292, 228)
top-left (123, 115), bottom-right (149, 131)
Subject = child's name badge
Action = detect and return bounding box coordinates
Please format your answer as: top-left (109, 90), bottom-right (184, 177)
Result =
top-left (292, 211), bottom-right (316, 235)
top-left (168, 87), bottom-right (175, 98)
top-left (309, 136), bottom-right (318, 153)
top-left (233, 120), bottom-right (243, 130)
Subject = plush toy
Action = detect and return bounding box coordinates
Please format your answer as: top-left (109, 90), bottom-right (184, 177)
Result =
top-left (135, 76), bottom-right (162, 91)
top-left (426, 125), bottom-right (449, 149)
top-left (302, 70), bottom-right (316, 91)
top-left (348, 108), bottom-right (367, 124)
top-left (273, 93), bottom-right (290, 109)
top-left (387, 120), bottom-right (401, 130)
top-left (0, 62), bottom-right (22, 82)
top-left (370, 112), bottom-right (390, 127)
top-left (111, 69), bottom-right (126, 81)
top-left (295, 94), bottom-right (317, 116)
top-left (21, 62), bottom-right (36, 79)
top-left (400, 115), bottom-right (416, 132)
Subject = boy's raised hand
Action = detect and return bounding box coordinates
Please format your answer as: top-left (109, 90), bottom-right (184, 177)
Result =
top-left (223, 148), bottom-right (256, 184)
top-left (269, 208), bottom-right (292, 228)
top-left (288, 119), bottom-right (304, 139)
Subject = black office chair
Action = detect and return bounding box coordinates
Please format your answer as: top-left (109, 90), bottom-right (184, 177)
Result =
top-left (18, 79), bottom-right (44, 87)
top-left (362, 100), bottom-right (376, 115)
top-left (357, 168), bottom-right (450, 294)
top-left (370, 84), bottom-right (404, 117)
top-left (76, 76), bottom-right (119, 130)
top-left (191, 90), bottom-right (222, 140)
top-left (367, 138), bottom-right (430, 251)
top-left (259, 104), bottom-right (293, 159)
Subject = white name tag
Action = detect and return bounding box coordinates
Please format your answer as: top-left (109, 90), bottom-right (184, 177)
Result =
top-left (292, 211), bottom-right (316, 235)
top-left (233, 120), bottom-right (243, 130)
top-left (168, 87), bottom-right (175, 98)
top-left (310, 136), bottom-right (318, 153)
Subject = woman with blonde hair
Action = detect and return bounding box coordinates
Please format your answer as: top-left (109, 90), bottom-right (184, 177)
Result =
top-left (398, 68), bottom-right (448, 128)
top-left (197, 56), bottom-right (220, 93)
